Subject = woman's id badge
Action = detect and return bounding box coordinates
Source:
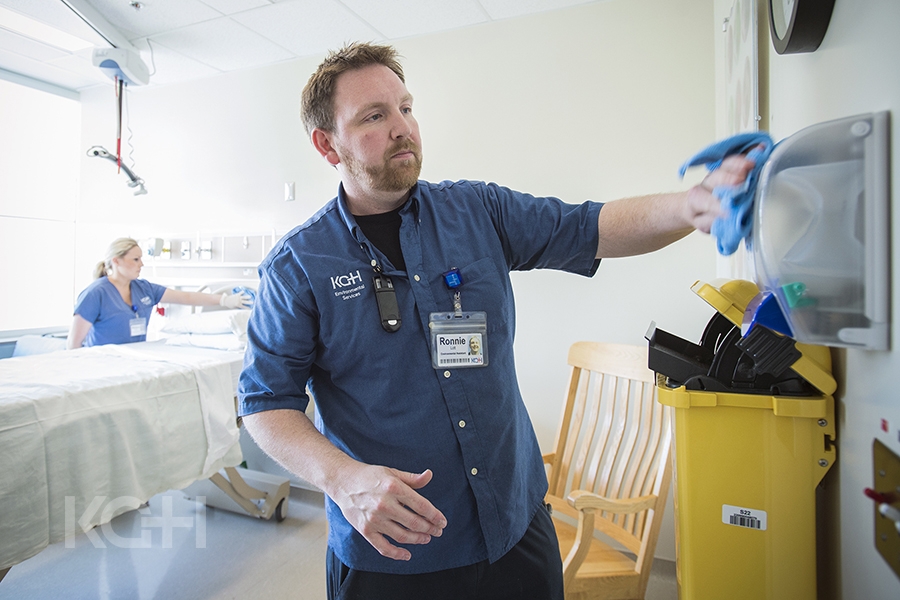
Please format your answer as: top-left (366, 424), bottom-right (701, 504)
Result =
top-left (130, 317), bottom-right (147, 337)
top-left (429, 311), bottom-right (488, 368)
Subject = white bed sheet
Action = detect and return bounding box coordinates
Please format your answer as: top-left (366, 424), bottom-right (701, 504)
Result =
top-left (0, 341), bottom-right (245, 571)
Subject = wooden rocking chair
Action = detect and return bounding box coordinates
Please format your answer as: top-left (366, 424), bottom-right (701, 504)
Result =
top-left (543, 342), bottom-right (673, 600)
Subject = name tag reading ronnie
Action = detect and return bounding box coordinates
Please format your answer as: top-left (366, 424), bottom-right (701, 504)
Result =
top-left (429, 311), bottom-right (488, 368)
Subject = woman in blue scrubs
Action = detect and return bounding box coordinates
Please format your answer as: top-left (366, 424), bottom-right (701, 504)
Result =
top-left (66, 237), bottom-right (251, 349)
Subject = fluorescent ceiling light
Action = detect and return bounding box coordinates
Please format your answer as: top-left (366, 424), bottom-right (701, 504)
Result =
top-left (0, 5), bottom-right (102, 52)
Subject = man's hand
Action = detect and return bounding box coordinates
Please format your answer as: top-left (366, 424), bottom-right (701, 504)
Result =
top-left (333, 465), bottom-right (447, 561)
top-left (241, 410), bottom-right (446, 562)
top-left (685, 152), bottom-right (758, 234)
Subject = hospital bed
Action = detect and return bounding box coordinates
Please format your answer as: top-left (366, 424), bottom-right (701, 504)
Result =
top-left (0, 321), bottom-right (288, 580)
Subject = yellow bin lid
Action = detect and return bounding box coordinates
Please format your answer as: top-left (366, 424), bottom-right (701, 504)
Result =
top-left (691, 279), bottom-right (837, 396)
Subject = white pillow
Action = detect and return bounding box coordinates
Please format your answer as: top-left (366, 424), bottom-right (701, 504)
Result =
top-left (160, 309), bottom-right (250, 336)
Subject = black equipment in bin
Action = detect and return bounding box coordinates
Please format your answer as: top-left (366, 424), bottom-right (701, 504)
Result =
top-left (647, 312), bottom-right (818, 397)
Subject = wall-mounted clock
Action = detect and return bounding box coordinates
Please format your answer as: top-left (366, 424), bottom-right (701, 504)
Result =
top-left (768, 0), bottom-right (835, 54)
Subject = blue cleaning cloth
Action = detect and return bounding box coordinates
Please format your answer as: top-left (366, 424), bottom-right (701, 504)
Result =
top-left (679, 131), bottom-right (775, 255)
top-left (233, 285), bottom-right (256, 305)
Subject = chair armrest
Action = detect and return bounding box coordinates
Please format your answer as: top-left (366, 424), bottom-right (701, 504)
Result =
top-left (542, 452), bottom-right (555, 465)
top-left (567, 489), bottom-right (657, 514)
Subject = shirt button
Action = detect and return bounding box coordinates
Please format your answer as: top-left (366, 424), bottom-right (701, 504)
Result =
top-left (470, 468), bottom-right (478, 476)
top-left (443, 370), bottom-right (451, 378)
top-left (458, 420), bottom-right (466, 428)
top-left (413, 274), bottom-right (421, 282)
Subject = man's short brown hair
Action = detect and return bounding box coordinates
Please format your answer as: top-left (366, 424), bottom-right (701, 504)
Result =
top-left (300, 42), bottom-right (405, 136)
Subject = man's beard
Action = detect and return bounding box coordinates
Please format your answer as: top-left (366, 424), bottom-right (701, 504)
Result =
top-left (341, 141), bottom-right (422, 193)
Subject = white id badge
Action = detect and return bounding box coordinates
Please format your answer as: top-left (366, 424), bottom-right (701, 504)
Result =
top-left (429, 311), bottom-right (488, 368)
top-left (129, 317), bottom-right (147, 337)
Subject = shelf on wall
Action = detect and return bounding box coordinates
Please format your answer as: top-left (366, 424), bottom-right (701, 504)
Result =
top-left (141, 232), bottom-right (283, 265)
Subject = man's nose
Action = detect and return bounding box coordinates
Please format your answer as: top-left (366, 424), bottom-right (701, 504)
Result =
top-left (390, 111), bottom-right (412, 139)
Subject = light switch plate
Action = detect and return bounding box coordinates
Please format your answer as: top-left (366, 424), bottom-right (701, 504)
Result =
top-left (873, 439), bottom-right (900, 579)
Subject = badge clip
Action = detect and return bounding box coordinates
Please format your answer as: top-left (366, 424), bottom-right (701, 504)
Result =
top-left (443, 268), bottom-right (463, 316)
top-left (373, 274), bottom-right (401, 333)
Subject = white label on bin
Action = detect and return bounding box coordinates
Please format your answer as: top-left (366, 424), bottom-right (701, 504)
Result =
top-left (722, 504), bottom-right (767, 530)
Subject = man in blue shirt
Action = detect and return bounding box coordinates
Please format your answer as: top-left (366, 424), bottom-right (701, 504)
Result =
top-left (238, 42), bottom-right (755, 600)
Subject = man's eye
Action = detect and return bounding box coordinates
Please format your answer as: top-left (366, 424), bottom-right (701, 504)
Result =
top-left (366, 113), bottom-right (382, 122)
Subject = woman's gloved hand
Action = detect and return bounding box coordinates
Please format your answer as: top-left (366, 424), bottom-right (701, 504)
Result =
top-left (219, 291), bottom-right (252, 309)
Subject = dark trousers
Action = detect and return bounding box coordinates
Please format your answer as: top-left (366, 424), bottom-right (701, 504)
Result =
top-left (327, 504), bottom-right (564, 600)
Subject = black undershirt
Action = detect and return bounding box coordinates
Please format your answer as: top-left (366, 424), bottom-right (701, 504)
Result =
top-left (354, 205), bottom-right (406, 271)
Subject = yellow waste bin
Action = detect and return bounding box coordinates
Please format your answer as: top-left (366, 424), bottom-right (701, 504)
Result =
top-left (647, 279), bottom-right (835, 600)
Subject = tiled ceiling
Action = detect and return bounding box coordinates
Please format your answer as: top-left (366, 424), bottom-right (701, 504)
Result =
top-left (0, 0), bottom-right (603, 91)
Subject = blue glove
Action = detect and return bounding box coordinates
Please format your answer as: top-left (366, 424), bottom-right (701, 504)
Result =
top-left (679, 132), bottom-right (775, 255)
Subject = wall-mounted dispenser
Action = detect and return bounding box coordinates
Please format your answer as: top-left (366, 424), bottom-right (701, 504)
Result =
top-left (140, 238), bottom-right (164, 258)
top-left (751, 111), bottom-right (891, 350)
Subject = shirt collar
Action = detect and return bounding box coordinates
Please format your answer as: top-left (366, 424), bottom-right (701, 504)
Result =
top-left (336, 182), bottom-right (422, 245)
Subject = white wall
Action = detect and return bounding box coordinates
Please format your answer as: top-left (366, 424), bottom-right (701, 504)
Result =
top-left (76, 0), bottom-right (718, 561)
top-left (746, 0), bottom-right (900, 597)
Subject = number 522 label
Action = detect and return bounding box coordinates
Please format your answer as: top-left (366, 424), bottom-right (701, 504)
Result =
top-left (722, 504), bottom-right (768, 530)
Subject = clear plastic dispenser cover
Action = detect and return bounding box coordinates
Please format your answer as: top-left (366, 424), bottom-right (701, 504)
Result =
top-left (752, 112), bottom-right (890, 350)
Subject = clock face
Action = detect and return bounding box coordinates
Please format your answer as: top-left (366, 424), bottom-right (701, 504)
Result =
top-left (772, 0), bottom-right (795, 39)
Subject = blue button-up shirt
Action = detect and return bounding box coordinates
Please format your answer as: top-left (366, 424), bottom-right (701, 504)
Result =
top-left (238, 179), bottom-right (602, 574)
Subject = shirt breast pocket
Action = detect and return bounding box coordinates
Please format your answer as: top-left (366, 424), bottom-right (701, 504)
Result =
top-left (441, 257), bottom-right (511, 332)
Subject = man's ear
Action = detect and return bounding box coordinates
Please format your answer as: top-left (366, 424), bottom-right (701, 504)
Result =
top-left (312, 129), bottom-right (340, 166)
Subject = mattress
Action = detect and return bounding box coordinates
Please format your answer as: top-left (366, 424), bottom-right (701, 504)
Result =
top-left (0, 341), bottom-right (245, 571)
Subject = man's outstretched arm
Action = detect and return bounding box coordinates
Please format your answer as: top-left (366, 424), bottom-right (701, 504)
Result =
top-left (596, 153), bottom-right (756, 258)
